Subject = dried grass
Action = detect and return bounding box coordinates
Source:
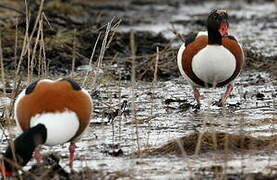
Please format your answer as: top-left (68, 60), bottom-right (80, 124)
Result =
top-left (142, 132), bottom-right (277, 156)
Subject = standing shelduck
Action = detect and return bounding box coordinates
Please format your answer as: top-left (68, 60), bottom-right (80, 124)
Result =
top-left (0, 78), bottom-right (93, 177)
top-left (177, 9), bottom-right (244, 107)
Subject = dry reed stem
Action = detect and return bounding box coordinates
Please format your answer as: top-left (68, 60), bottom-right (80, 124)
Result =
top-left (42, 12), bottom-right (52, 30)
top-left (25, 0), bottom-right (45, 82)
top-left (97, 18), bottom-right (113, 68)
top-left (194, 131), bottom-right (204, 155)
top-left (150, 47), bottom-right (159, 116)
top-left (71, 29), bottom-right (77, 78)
top-left (29, 0), bottom-right (45, 41)
top-left (146, 46), bottom-right (160, 146)
top-left (26, 34), bottom-right (31, 83)
top-left (37, 16), bottom-right (44, 76)
top-left (15, 0), bottom-right (29, 77)
top-left (14, 17), bottom-right (18, 70)
top-left (117, 77), bottom-right (122, 142)
top-left (29, 16), bottom-right (44, 82)
top-left (130, 30), bottom-right (140, 156)
top-left (105, 18), bottom-right (121, 50)
top-left (153, 47), bottom-right (159, 82)
top-left (38, 36), bottom-right (42, 76)
top-left (0, 32), bottom-right (6, 96)
top-left (82, 32), bottom-right (102, 87)
top-left (176, 139), bottom-right (187, 157)
top-left (40, 23), bottom-right (47, 78)
top-left (91, 19), bottom-right (114, 91)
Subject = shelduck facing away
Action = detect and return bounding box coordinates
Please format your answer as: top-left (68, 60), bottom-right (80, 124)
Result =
top-left (0, 78), bottom-right (93, 177)
top-left (177, 9), bottom-right (244, 107)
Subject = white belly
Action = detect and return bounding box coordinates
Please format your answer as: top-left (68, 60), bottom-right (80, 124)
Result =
top-left (191, 45), bottom-right (236, 85)
top-left (30, 110), bottom-right (79, 146)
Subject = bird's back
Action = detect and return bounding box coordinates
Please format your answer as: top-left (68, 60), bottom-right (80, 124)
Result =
top-left (14, 79), bottom-right (93, 145)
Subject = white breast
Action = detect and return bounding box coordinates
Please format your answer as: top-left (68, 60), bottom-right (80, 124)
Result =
top-left (30, 110), bottom-right (79, 146)
top-left (191, 45), bottom-right (236, 85)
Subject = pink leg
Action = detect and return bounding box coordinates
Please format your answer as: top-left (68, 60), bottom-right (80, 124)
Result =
top-left (193, 88), bottom-right (201, 105)
top-left (34, 148), bottom-right (41, 164)
top-left (69, 142), bottom-right (76, 170)
top-left (219, 84), bottom-right (234, 106)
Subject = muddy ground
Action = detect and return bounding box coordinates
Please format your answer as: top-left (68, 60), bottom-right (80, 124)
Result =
top-left (0, 0), bottom-right (276, 179)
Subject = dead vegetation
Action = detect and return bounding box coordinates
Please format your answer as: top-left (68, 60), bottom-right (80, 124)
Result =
top-left (17, 153), bottom-right (130, 180)
top-left (141, 131), bottom-right (277, 156)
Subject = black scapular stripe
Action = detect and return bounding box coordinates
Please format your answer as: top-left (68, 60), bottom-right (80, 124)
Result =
top-left (226, 35), bottom-right (238, 42)
top-left (25, 80), bottom-right (39, 95)
top-left (185, 32), bottom-right (198, 46)
top-left (60, 78), bottom-right (81, 91)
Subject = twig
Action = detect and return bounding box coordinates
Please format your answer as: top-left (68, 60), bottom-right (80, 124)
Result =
top-left (126, 115), bottom-right (157, 125)
top-left (29, 0), bottom-right (45, 41)
top-left (0, 4), bottom-right (25, 15)
top-left (170, 24), bottom-right (185, 43)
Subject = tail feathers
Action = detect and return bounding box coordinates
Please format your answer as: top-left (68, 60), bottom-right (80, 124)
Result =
top-left (2, 124), bottom-right (47, 173)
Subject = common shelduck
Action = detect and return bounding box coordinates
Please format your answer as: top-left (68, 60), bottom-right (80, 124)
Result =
top-left (0, 78), bottom-right (93, 177)
top-left (177, 9), bottom-right (244, 107)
